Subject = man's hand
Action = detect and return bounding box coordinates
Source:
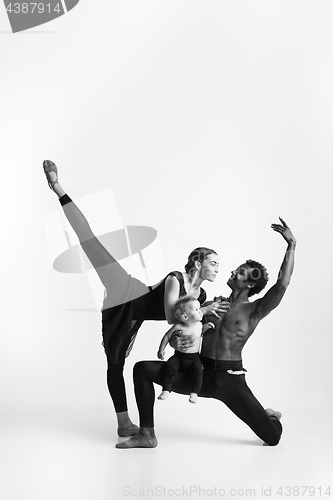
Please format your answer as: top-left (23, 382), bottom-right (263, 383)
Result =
top-left (253, 216), bottom-right (296, 321)
top-left (157, 350), bottom-right (165, 360)
top-left (169, 330), bottom-right (194, 352)
top-left (271, 217), bottom-right (296, 246)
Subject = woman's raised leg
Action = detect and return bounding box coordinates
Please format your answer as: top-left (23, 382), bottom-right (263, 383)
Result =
top-left (43, 160), bottom-right (139, 435)
top-left (43, 160), bottom-right (119, 288)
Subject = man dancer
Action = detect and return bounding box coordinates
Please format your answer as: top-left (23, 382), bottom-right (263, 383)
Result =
top-left (116, 218), bottom-right (296, 448)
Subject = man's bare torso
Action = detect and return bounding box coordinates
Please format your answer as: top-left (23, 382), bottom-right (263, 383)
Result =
top-left (201, 299), bottom-right (261, 360)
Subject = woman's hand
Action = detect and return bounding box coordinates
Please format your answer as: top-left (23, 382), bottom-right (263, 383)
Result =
top-left (169, 330), bottom-right (194, 352)
top-left (202, 299), bottom-right (230, 318)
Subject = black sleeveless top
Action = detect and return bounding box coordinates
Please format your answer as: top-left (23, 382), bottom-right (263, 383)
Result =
top-left (132, 270), bottom-right (207, 321)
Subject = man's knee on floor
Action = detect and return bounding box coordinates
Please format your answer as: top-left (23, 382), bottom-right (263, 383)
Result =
top-left (265, 418), bottom-right (282, 446)
top-left (265, 436), bottom-right (281, 446)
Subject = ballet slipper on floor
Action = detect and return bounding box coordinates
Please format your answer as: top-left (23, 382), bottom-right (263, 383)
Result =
top-left (117, 424), bottom-right (140, 437)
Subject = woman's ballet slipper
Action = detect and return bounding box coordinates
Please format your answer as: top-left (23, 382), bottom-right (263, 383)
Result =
top-left (116, 435), bottom-right (158, 448)
top-left (43, 160), bottom-right (58, 190)
top-left (117, 424), bottom-right (140, 437)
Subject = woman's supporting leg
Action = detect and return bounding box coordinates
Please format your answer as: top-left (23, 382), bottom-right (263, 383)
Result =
top-left (107, 362), bottom-right (128, 413)
top-left (115, 361), bottom-right (164, 448)
top-left (105, 361), bottom-right (139, 436)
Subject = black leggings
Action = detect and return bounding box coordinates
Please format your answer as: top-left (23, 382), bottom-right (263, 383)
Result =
top-left (59, 194), bottom-right (137, 413)
top-left (162, 351), bottom-right (203, 394)
top-left (105, 362), bottom-right (126, 412)
top-left (133, 360), bottom-right (282, 446)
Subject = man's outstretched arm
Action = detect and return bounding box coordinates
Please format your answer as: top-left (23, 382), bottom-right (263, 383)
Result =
top-left (254, 217), bottom-right (296, 321)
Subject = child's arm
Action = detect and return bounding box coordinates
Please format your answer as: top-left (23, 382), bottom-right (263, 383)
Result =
top-left (157, 324), bottom-right (179, 360)
top-left (202, 322), bottom-right (215, 336)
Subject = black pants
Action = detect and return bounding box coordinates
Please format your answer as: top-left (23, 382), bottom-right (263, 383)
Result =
top-left (133, 357), bottom-right (282, 446)
top-left (59, 194), bottom-right (148, 413)
top-left (162, 351), bottom-right (203, 394)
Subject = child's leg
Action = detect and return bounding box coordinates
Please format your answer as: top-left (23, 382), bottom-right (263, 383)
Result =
top-left (157, 391), bottom-right (170, 400)
top-left (188, 356), bottom-right (203, 404)
top-left (157, 355), bottom-right (181, 400)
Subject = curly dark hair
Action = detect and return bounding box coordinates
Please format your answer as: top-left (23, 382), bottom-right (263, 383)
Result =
top-left (184, 247), bottom-right (217, 275)
top-left (245, 259), bottom-right (269, 297)
top-left (174, 296), bottom-right (198, 322)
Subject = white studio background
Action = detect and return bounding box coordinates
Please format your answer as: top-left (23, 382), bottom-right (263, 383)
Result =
top-left (0, 1), bottom-right (332, 500)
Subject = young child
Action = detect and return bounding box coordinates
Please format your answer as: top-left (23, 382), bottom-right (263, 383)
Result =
top-left (157, 296), bottom-right (215, 403)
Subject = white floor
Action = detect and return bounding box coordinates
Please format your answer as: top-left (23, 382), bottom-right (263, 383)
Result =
top-left (2, 314), bottom-right (331, 500)
top-left (1, 385), bottom-right (332, 500)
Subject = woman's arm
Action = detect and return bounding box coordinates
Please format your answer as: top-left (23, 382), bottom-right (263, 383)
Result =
top-left (201, 299), bottom-right (230, 318)
top-left (163, 275), bottom-right (182, 324)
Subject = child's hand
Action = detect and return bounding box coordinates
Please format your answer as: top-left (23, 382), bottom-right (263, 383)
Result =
top-left (202, 322), bottom-right (215, 334)
top-left (157, 350), bottom-right (165, 360)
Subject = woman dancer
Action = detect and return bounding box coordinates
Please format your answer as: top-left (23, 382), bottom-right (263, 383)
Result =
top-left (43, 160), bottom-right (224, 436)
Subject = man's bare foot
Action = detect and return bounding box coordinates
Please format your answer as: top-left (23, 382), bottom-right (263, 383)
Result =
top-left (189, 393), bottom-right (198, 404)
top-left (116, 428), bottom-right (158, 449)
top-left (158, 391), bottom-right (170, 400)
top-left (266, 408), bottom-right (282, 420)
top-left (117, 423), bottom-right (140, 437)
